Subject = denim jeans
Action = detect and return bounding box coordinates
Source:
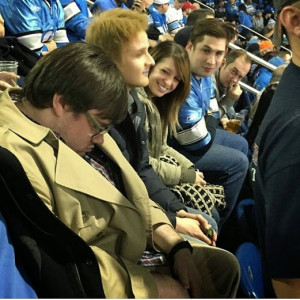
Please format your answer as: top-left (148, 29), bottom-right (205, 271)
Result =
top-left (186, 206), bottom-right (218, 233)
top-left (170, 129), bottom-right (249, 229)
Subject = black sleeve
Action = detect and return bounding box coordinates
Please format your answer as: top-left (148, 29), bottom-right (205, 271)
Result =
top-left (110, 117), bottom-right (186, 228)
top-left (205, 113), bottom-right (218, 142)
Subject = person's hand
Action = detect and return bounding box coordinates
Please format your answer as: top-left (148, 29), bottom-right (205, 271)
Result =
top-left (172, 248), bottom-right (201, 297)
top-left (194, 170), bottom-right (206, 186)
top-left (0, 72), bottom-right (20, 90)
top-left (158, 35), bottom-right (167, 43)
top-left (176, 210), bottom-right (217, 246)
top-left (227, 80), bottom-right (242, 101)
top-left (220, 116), bottom-right (229, 129)
top-left (42, 40), bottom-right (57, 56)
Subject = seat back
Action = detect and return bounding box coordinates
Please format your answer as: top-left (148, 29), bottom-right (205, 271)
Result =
top-left (236, 199), bottom-right (258, 244)
top-left (0, 213), bottom-right (37, 298)
top-left (235, 242), bottom-right (265, 298)
top-left (0, 146), bottom-right (105, 298)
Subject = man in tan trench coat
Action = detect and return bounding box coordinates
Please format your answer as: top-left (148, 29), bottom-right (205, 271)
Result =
top-left (0, 42), bottom-right (240, 297)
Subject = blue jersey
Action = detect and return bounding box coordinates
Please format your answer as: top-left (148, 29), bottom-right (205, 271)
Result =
top-left (176, 75), bottom-right (214, 152)
top-left (148, 4), bottom-right (168, 34)
top-left (91, 0), bottom-right (128, 13)
top-left (0, 0), bottom-right (69, 55)
top-left (225, 2), bottom-right (239, 17)
top-left (60, 0), bottom-right (92, 41)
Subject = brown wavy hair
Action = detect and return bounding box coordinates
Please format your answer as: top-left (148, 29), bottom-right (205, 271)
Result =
top-left (148, 41), bottom-right (191, 137)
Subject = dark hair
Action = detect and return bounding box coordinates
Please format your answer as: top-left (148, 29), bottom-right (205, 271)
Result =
top-left (186, 9), bottom-right (215, 26)
top-left (22, 42), bottom-right (128, 124)
top-left (190, 18), bottom-right (229, 47)
top-left (238, 4), bottom-right (247, 12)
top-left (225, 49), bottom-right (252, 66)
top-left (148, 42), bottom-right (190, 136)
top-left (222, 22), bottom-right (239, 42)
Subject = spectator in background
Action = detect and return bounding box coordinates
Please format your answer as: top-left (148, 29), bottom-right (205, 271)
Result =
top-left (226, 0), bottom-right (239, 21)
top-left (174, 8), bottom-right (215, 47)
top-left (131, 0), bottom-right (155, 12)
top-left (252, 9), bottom-right (264, 33)
top-left (262, 18), bottom-right (276, 38)
top-left (253, 56), bottom-right (285, 91)
top-left (223, 22), bottom-right (240, 43)
top-left (238, 4), bottom-right (253, 36)
top-left (91, 0), bottom-right (129, 13)
top-left (205, 0), bottom-right (215, 8)
top-left (251, 0), bottom-right (300, 296)
top-left (165, 0), bottom-right (185, 34)
top-left (167, 0), bottom-right (185, 24)
top-left (60, 0), bottom-right (92, 41)
top-left (0, 0), bottom-right (69, 56)
top-left (259, 39), bottom-right (275, 55)
top-left (278, 50), bottom-right (292, 63)
top-left (246, 64), bottom-right (287, 148)
top-left (244, 0), bottom-right (256, 15)
top-left (0, 13), bottom-right (20, 90)
top-left (263, 9), bottom-right (273, 26)
top-left (212, 49), bottom-right (252, 129)
top-left (148, 0), bottom-right (174, 40)
top-left (182, 1), bottom-right (196, 22)
top-left (215, 0), bottom-right (227, 20)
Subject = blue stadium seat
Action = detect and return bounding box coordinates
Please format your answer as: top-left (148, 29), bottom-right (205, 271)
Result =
top-left (235, 242), bottom-right (265, 298)
top-left (236, 199), bottom-right (258, 243)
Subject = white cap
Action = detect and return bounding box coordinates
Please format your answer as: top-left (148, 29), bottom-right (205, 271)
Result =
top-left (154, 0), bottom-right (170, 4)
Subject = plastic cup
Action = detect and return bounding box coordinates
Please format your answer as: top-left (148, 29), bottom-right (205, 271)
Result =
top-left (226, 113), bottom-right (244, 133)
top-left (0, 61), bottom-right (19, 85)
top-left (0, 61), bottom-right (18, 74)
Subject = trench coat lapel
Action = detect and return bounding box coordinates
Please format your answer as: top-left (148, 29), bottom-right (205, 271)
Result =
top-left (54, 139), bottom-right (137, 211)
top-left (100, 134), bottom-right (151, 228)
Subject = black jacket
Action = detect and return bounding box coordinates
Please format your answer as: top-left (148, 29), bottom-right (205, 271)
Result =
top-left (0, 147), bottom-right (105, 298)
top-left (110, 89), bottom-right (186, 227)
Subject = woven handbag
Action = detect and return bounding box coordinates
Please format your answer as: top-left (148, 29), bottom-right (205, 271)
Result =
top-left (159, 155), bottom-right (226, 216)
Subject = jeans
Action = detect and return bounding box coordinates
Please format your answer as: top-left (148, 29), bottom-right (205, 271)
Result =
top-left (186, 206), bottom-right (218, 233)
top-left (170, 129), bottom-right (249, 229)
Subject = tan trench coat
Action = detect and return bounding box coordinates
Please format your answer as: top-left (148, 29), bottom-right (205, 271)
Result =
top-left (0, 89), bottom-right (172, 298)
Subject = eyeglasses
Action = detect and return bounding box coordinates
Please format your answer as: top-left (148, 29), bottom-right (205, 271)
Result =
top-left (86, 112), bottom-right (111, 137)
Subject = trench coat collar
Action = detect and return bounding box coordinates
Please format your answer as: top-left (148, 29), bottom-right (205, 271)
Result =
top-left (0, 88), bottom-right (51, 145)
top-left (1, 89), bottom-right (149, 215)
